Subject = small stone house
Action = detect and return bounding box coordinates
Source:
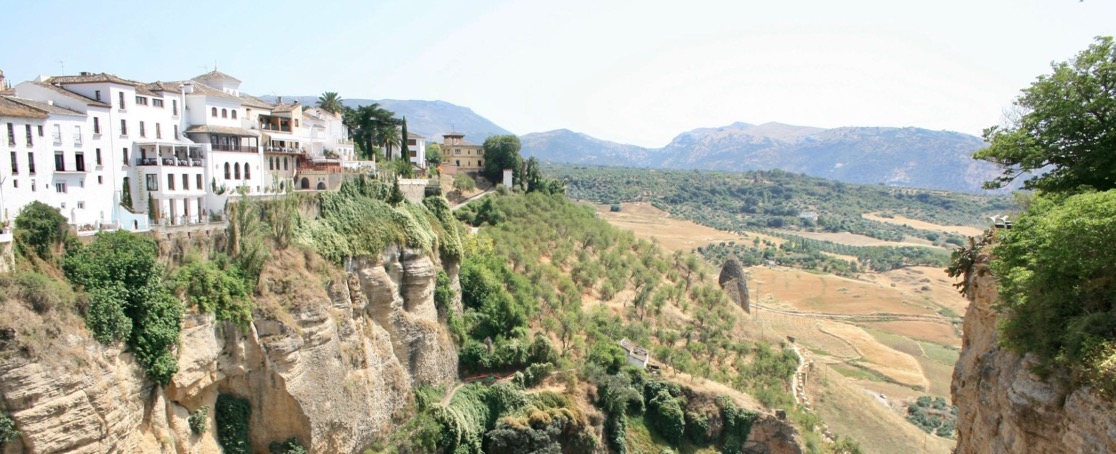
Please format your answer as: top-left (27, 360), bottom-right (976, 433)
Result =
top-left (619, 338), bottom-right (650, 369)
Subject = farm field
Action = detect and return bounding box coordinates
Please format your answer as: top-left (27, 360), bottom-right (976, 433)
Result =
top-left (863, 212), bottom-right (986, 237)
top-left (598, 200), bottom-right (970, 451)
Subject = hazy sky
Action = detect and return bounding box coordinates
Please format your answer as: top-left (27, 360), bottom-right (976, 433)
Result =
top-left (2, 0), bottom-right (1114, 147)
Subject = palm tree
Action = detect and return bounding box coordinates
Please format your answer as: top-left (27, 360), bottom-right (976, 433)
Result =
top-left (317, 92), bottom-right (343, 114)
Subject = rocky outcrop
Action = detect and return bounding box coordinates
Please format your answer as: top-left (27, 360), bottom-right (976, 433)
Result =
top-left (952, 254), bottom-right (1116, 453)
top-left (743, 415), bottom-right (803, 454)
top-left (0, 246), bottom-right (458, 454)
top-left (719, 258), bottom-right (750, 313)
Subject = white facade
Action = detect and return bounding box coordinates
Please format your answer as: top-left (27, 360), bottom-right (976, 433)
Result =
top-left (405, 133), bottom-right (427, 169)
top-left (1, 69), bottom-right (359, 235)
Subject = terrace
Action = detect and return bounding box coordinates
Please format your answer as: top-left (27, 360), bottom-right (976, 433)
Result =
top-left (135, 143), bottom-right (205, 167)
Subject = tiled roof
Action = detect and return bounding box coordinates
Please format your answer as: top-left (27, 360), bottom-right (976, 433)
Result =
top-left (192, 70), bottom-right (241, 83)
top-left (184, 125), bottom-right (259, 137)
top-left (0, 96), bottom-right (48, 119)
top-left (145, 81), bottom-right (183, 92)
top-left (184, 81), bottom-right (239, 101)
top-left (32, 82), bottom-right (112, 108)
top-left (47, 73), bottom-right (138, 86)
top-left (134, 85), bottom-right (158, 97)
top-left (271, 103), bottom-right (300, 113)
top-left (4, 96), bottom-right (84, 116)
top-left (407, 132), bottom-right (424, 139)
top-left (239, 93), bottom-right (273, 109)
top-left (443, 131), bottom-right (466, 137)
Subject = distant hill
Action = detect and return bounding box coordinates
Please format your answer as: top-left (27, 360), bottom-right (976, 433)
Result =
top-left (523, 122), bottom-right (1005, 193)
top-left (262, 96), bottom-right (512, 144)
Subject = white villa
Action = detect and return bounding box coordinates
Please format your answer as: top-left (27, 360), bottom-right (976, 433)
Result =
top-left (0, 68), bottom-right (365, 234)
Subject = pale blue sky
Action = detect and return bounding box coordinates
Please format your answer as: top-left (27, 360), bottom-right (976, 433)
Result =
top-left (2, 0), bottom-right (1113, 147)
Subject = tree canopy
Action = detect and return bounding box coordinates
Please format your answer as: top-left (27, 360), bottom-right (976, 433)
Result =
top-left (482, 135), bottom-right (523, 184)
top-left (316, 91), bottom-right (343, 115)
top-left (975, 36), bottom-right (1116, 193)
top-left (343, 103), bottom-right (399, 161)
top-left (13, 200), bottom-right (67, 260)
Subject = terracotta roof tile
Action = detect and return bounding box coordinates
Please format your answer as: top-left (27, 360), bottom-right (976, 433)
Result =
top-left (0, 96), bottom-right (48, 119)
top-left (239, 93), bottom-right (273, 109)
top-left (3, 96), bottom-right (84, 116)
top-left (184, 124), bottom-right (259, 136)
top-left (192, 70), bottom-right (242, 83)
top-left (32, 82), bottom-right (112, 108)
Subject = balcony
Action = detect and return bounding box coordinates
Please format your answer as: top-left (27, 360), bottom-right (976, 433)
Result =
top-left (259, 123), bottom-right (292, 133)
top-left (138, 157), bottom-right (203, 167)
top-left (211, 144), bottom-right (257, 153)
top-left (264, 146), bottom-right (305, 154)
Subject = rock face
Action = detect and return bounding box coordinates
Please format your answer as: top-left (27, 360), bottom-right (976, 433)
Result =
top-left (718, 258), bottom-right (750, 313)
top-left (0, 246), bottom-right (457, 454)
top-left (952, 254), bottom-right (1116, 454)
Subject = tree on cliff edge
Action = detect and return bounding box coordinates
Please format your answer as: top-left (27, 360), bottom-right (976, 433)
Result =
top-left (975, 36), bottom-right (1116, 193)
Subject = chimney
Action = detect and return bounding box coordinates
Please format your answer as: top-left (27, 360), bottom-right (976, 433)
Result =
top-left (80, 71), bottom-right (91, 76)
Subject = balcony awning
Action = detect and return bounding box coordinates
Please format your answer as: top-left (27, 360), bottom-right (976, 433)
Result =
top-left (184, 125), bottom-right (259, 137)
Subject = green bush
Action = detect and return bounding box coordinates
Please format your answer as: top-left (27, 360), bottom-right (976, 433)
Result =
top-left (454, 173), bottom-right (477, 191)
top-left (0, 412), bottom-right (19, 445)
top-left (647, 389), bottom-right (685, 444)
top-left (174, 258), bottom-right (253, 326)
top-left (64, 231), bottom-right (181, 384)
top-left (13, 200), bottom-right (68, 260)
top-left (993, 191), bottom-right (1116, 379)
top-left (216, 394), bottom-right (252, 454)
top-left (15, 271), bottom-right (75, 313)
top-left (268, 437), bottom-right (307, 454)
top-left (188, 406), bottom-right (209, 435)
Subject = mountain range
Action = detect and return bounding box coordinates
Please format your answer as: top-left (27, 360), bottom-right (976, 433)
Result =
top-left (274, 96), bottom-right (1002, 192)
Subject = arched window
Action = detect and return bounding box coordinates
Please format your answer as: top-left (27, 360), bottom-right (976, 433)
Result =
top-left (244, 162), bottom-right (250, 179)
top-left (283, 157), bottom-right (289, 170)
top-left (231, 110), bottom-right (237, 119)
top-left (234, 163), bottom-right (241, 179)
top-left (224, 162), bottom-right (230, 179)
top-left (221, 109), bottom-right (228, 118)
top-left (211, 107), bottom-right (217, 117)
top-left (269, 157), bottom-right (274, 170)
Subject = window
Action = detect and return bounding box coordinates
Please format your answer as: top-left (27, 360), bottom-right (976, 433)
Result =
top-left (244, 162), bottom-right (250, 179)
top-left (153, 99), bottom-right (164, 108)
top-left (77, 201), bottom-right (85, 209)
top-left (135, 96), bottom-right (148, 106)
top-left (95, 90), bottom-right (101, 101)
top-left (120, 120), bottom-right (127, 136)
top-left (155, 123), bottom-right (162, 139)
top-left (9, 151), bottom-right (16, 174)
top-left (118, 91), bottom-right (125, 109)
top-left (294, 119), bottom-right (299, 128)
top-left (139, 121), bottom-right (145, 138)
top-left (145, 173), bottom-right (158, 191)
top-left (12, 179), bottom-right (17, 188)
top-left (54, 152), bottom-right (65, 171)
top-left (75, 152), bottom-right (85, 172)
top-left (231, 110), bottom-right (237, 119)
top-left (6, 123), bottom-right (13, 146)
top-left (196, 174), bottom-right (202, 190)
top-left (410, 150), bottom-right (417, 158)
top-left (167, 174), bottom-right (175, 190)
top-left (454, 149), bottom-right (460, 155)
top-left (268, 157), bottom-right (273, 171)
top-left (98, 175), bottom-right (103, 184)
top-left (174, 125), bottom-right (179, 140)
top-left (93, 117), bottom-right (100, 135)
top-left (221, 108), bottom-right (227, 118)
top-left (95, 148), bottom-right (102, 165)
top-left (283, 157), bottom-right (288, 170)
top-left (27, 152), bottom-right (34, 174)
top-left (73, 125), bottom-right (82, 146)
top-left (478, 160), bottom-right (483, 166)
top-left (52, 125), bottom-right (62, 144)
top-left (25, 125), bottom-right (33, 146)
top-left (38, 125), bottom-right (43, 137)
top-left (182, 173), bottom-right (188, 190)
top-left (122, 147), bottom-right (129, 165)
top-left (172, 100), bottom-right (178, 115)
top-left (211, 107), bottom-right (217, 117)
top-left (455, 160), bottom-right (460, 166)
top-left (234, 163), bottom-right (241, 179)
top-left (224, 162), bottom-right (230, 179)
top-left (55, 182), bottom-right (66, 193)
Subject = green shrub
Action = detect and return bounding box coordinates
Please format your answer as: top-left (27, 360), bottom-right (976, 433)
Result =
top-left (174, 258), bottom-right (253, 326)
top-left (268, 437), bottom-right (307, 454)
top-left (188, 406), bottom-right (209, 435)
top-left (15, 271), bottom-right (74, 313)
top-left (993, 191), bottom-right (1116, 379)
top-left (647, 389), bottom-right (685, 444)
top-left (454, 173), bottom-right (477, 191)
top-left (0, 412), bottom-right (19, 445)
top-left (13, 201), bottom-right (67, 260)
top-left (64, 231), bottom-right (181, 384)
top-left (216, 394), bottom-right (252, 454)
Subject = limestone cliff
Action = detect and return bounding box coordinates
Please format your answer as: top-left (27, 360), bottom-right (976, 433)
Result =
top-left (952, 254), bottom-right (1116, 454)
top-left (0, 246), bottom-right (457, 454)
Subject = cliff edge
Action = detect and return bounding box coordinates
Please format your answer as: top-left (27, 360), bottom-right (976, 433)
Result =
top-left (952, 253), bottom-right (1116, 453)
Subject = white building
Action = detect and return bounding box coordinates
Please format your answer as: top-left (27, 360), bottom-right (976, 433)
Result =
top-left (1, 68), bottom-right (360, 233)
top-left (405, 132), bottom-right (426, 169)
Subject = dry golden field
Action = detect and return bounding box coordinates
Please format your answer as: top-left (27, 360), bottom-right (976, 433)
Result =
top-left (863, 212), bottom-right (986, 237)
top-left (598, 201), bottom-right (970, 452)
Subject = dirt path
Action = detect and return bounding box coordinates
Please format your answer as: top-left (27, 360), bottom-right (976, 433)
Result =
top-left (451, 188), bottom-right (494, 211)
top-left (440, 382), bottom-right (465, 407)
